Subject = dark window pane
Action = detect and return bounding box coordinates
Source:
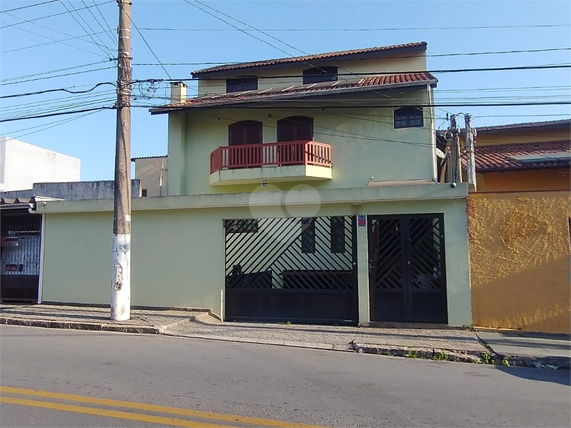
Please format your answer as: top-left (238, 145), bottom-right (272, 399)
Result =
top-left (141, 189), bottom-right (148, 197)
top-left (330, 216), bottom-right (345, 253)
top-left (229, 121), bottom-right (263, 146)
top-left (277, 116), bottom-right (314, 142)
top-left (301, 218), bottom-right (316, 253)
top-left (303, 66), bottom-right (338, 85)
top-left (225, 219), bottom-right (259, 234)
top-left (226, 77), bottom-right (258, 93)
top-left (394, 107), bottom-right (423, 129)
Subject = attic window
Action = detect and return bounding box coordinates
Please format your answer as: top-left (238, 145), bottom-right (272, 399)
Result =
top-left (394, 107), bottom-right (423, 129)
top-left (226, 77), bottom-right (258, 93)
top-left (303, 66), bottom-right (338, 84)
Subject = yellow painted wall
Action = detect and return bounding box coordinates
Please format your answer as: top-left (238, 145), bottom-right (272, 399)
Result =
top-left (168, 89), bottom-right (435, 196)
top-left (197, 52), bottom-right (427, 96)
top-left (40, 185), bottom-right (471, 326)
top-left (478, 169), bottom-right (571, 192)
top-left (469, 191), bottom-right (571, 334)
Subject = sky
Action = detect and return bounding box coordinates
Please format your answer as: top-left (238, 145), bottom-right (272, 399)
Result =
top-left (0, 0), bottom-right (570, 182)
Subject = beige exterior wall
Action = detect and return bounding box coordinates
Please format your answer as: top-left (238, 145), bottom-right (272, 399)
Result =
top-left (39, 183), bottom-right (471, 326)
top-left (469, 191), bottom-right (571, 334)
top-left (168, 89), bottom-right (435, 196)
top-left (198, 52), bottom-right (427, 96)
top-left (478, 169), bottom-right (570, 192)
top-left (133, 157), bottom-right (168, 197)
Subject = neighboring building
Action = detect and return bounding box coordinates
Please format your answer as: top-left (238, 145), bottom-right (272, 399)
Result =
top-left (131, 156), bottom-right (168, 197)
top-left (32, 42), bottom-right (472, 327)
top-left (0, 137), bottom-right (80, 192)
top-left (455, 119), bottom-right (571, 334)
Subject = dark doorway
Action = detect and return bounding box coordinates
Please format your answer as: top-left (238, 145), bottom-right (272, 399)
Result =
top-left (228, 120), bottom-right (263, 168)
top-left (1, 211), bottom-right (41, 303)
top-left (368, 214), bottom-right (447, 323)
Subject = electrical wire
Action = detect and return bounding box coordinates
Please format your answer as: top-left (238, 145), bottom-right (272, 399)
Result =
top-left (0, 82), bottom-right (116, 99)
top-left (59, 0), bottom-right (114, 58)
top-left (0, 0), bottom-right (60, 14)
top-left (81, 0), bottom-right (117, 48)
top-left (0, 66), bottom-right (116, 86)
top-left (138, 24), bottom-right (571, 32)
top-left (6, 110), bottom-right (104, 140)
top-left (0, 60), bottom-right (111, 83)
top-left (0, 106), bottom-right (114, 123)
top-left (0, 0), bottom-right (114, 30)
top-left (1, 30), bottom-right (113, 54)
top-left (92, 0), bottom-right (116, 46)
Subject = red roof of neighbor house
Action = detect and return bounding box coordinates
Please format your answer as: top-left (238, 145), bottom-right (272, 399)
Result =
top-left (150, 72), bottom-right (437, 113)
top-left (192, 42), bottom-right (427, 76)
top-left (462, 141), bottom-right (571, 172)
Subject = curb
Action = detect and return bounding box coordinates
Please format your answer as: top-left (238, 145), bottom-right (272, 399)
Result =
top-left (0, 317), bottom-right (161, 335)
top-left (2, 317), bottom-right (568, 369)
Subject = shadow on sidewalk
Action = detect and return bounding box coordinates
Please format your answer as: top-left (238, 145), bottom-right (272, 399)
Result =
top-left (495, 366), bottom-right (571, 386)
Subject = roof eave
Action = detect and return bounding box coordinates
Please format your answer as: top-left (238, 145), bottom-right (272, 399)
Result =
top-left (149, 78), bottom-right (437, 115)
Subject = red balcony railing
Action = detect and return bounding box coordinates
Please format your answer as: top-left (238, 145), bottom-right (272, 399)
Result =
top-left (210, 140), bottom-right (332, 174)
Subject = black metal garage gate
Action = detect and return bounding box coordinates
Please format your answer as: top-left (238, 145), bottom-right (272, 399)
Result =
top-left (368, 214), bottom-right (447, 323)
top-left (1, 212), bottom-right (41, 303)
top-left (224, 216), bottom-right (358, 324)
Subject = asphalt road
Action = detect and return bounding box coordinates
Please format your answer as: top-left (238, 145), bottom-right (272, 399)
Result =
top-left (0, 325), bottom-right (569, 428)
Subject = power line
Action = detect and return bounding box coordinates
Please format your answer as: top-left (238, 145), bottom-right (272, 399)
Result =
top-left (0, 60), bottom-right (110, 82)
top-left (0, 66), bottom-right (116, 86)
top-left (0, 14), bottom-right (108, 58)
top-left (0, 0), bottom-right (60, 14)
top-left (0, 82), bottom-right (115, 99)
top-left (6, 110), bottom-right (104, 140)
top-left (0, 29), bottom-right (113, 54)
top-left (59, 0), bottom-right (114, 58)
top-left (0, 0), bottom-right (115, 30)
top-left (82, 0), bottom-right (116, 47)
top-left (0, 106), bottom-right (114, 123)
top-left (93, 0), bottom-right (117, 47)
top-left (138, 24), bottom-right (571, 32)
top-left (124, 8), bottom-right (172, 79)
top-left (131, 47), bottom-right (571, 67)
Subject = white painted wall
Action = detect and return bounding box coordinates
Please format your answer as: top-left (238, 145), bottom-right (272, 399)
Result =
top-left (0, 137), bottom-right (80, 191)
top-left (133, 157), bottom-right (168, 197)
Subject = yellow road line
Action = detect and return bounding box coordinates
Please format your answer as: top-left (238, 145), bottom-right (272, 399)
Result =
top-left (0, 396), bottom-right (228, 428)
top-left (0, 386), bottom-right (324, 428)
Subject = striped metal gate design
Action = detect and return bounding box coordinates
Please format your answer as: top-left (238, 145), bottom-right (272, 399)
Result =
top-left (1, 213), bottom-right (41, 303)
top-left (368, 214), bottom-right (447, 323)
top-left (225, 216), bottom-right (358, 324)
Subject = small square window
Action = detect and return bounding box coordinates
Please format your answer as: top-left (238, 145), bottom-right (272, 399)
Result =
top-left (394, 107), bottom-right (423, 129)
top-left (141, 189), bottom-right (148, 197)
top-left (225, 219), bottom-right (259, 234)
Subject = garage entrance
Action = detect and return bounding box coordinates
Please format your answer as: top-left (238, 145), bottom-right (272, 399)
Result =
top-left (368, 214), bottom-right (447, 323)
top-left (224, 216), bottom-right (358, 324)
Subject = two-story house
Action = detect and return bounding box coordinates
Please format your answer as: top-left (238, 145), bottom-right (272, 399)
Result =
top-left (34, 42), bottom-right (472, 327)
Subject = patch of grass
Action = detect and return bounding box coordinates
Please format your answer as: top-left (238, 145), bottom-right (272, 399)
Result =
top-left (433, 351), bottom-right (448, 361)
top-left (501, 357), bottom-right (510, 367)
top-left (405, 350), bottom-right (418, 359)
top-left (286, 321), bottom-right (291, 326)
top-left (481, 353), bottom-right (493, 365)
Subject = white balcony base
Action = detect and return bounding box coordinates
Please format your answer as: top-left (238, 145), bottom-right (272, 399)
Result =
top-left (210, 164), bottom-right (332, 186)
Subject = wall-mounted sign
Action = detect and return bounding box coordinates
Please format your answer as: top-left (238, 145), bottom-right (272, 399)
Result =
top-left (358, 215), bottom-right (366, 227)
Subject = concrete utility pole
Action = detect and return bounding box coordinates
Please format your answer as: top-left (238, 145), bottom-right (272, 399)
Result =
top-left (464, 113), bottom-right (477, 191)
top-left (111, 0), bottom-right (132, 321)
top-left (447, 114), bottom-right (461, 183)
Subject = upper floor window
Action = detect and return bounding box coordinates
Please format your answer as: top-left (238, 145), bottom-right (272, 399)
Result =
top-left (394, 107), bottom-right (423, 129)
top-left (303, 66), bottom-right (338, 85)
top-left (277, 116), bottom-right (314, 141)
top-left (228, 121), bottom-right (263, 146)
top-left (226, 77), bottom-right (258, 93)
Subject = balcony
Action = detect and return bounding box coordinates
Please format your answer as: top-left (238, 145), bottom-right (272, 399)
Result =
top-left (209, 140), bottom-right (333, 186)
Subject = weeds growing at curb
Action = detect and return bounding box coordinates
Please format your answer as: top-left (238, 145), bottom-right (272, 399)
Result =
top-left (481, 353), bottom-right (493, 365)
top-left (406, 350), bottom-right (418, 359)
top-left (433, 351), bottom-right (448, 361)
top-left (501, 357), bottom-right (510, 367)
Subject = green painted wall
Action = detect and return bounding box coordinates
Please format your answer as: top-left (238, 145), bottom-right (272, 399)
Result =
top-left (40, 191), bottom-right (471, 326)
top-left (179, 90), bottom-right (434, 196)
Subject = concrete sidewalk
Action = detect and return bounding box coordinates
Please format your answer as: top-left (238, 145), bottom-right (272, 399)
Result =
top-left (1, 304), bottom-right (569, 369)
